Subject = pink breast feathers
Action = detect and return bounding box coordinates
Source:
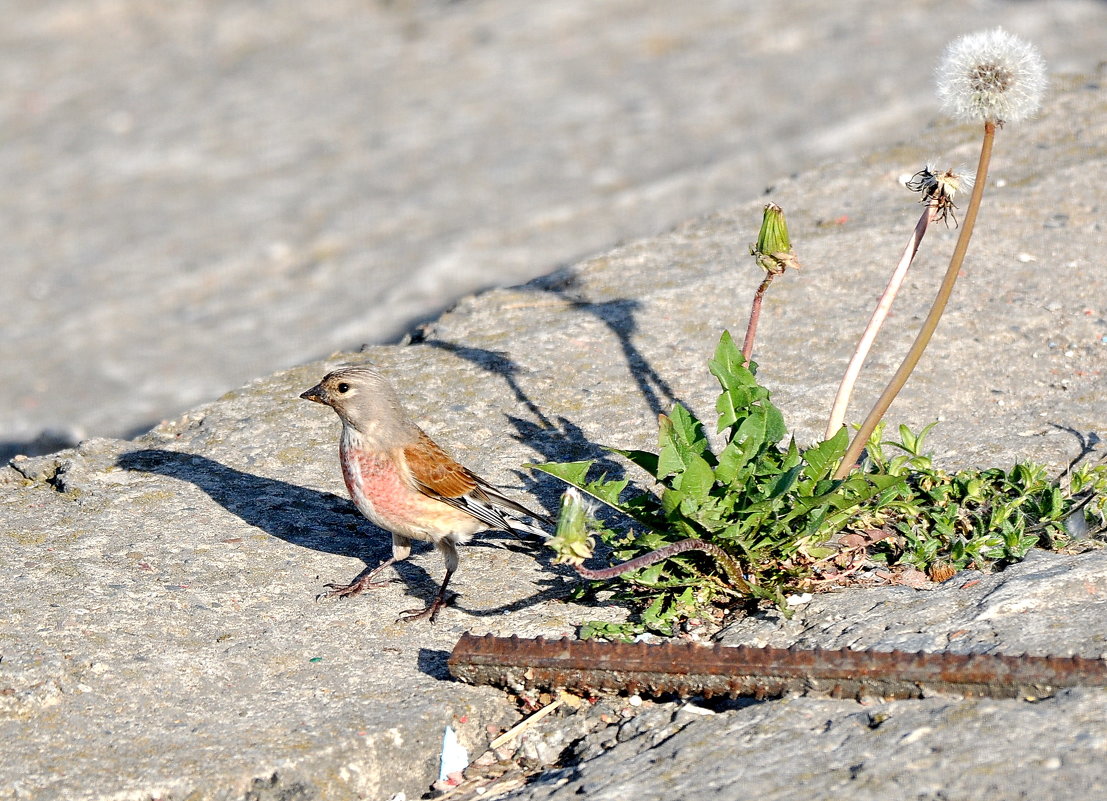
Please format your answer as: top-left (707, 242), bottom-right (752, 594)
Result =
top-left (339, 446), bottom-right (415, 529)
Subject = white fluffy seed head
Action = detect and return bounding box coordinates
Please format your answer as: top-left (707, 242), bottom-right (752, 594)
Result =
top-left (935, 27), bottom-right (1047, 124)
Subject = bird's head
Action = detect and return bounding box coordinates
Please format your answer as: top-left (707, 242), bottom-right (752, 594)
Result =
top-left (300, 366), bottom-right (415, 445)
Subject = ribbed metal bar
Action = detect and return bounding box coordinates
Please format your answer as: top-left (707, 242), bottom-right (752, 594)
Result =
top-left (448, 634), bottom-right (1107, 700)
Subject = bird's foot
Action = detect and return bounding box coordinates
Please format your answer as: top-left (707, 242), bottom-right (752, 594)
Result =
top-left (317, 564), bottom-right (395, 600)
top-left (397, 591), bottom-right (456, 623)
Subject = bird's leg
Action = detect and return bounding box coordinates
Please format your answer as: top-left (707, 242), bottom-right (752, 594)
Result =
top-left (398, 567), bottom-right (455, 623)
top-left (319, 534), bottom-right (412, 600)
top-left (398, 538), bottom-right (459, 623)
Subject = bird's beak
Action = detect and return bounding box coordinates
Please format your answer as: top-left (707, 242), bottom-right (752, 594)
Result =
top-left (300, 384), bottom-right (326, 404)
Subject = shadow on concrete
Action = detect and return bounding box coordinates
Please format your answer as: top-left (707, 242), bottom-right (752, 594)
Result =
top-left (415, 339), bottom-right (629, 511)
top-left (555, 296), bottom-right (681, 419)
top-left (116, 448), bottom-right (574, 616)
top-left (116, 448), bottom-right (438, 602)
top-left (416, 322), bottom-right (673, 567)
top-left (416, 648), bottom-right (453, 681)
top-left (1050, 424), bottom-right (1103, 477)
top-left (415, 340), bottom-right (558, 430)
top-left (416, 336), bottom-right (644, 487)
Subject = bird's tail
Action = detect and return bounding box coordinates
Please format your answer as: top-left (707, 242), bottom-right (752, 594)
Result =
top-left (502, 513), bottom-right (552, 540)
top-left (473, 478), bottom-right (554, 539)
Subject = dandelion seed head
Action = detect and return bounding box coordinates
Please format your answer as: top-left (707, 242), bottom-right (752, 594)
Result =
top-left (936, 28), bottom-right (1047, 124)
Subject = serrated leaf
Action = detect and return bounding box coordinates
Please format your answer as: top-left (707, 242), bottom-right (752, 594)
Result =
top-left (586, 477), bottom-right (630, 508)
top-left (528, 459), bottom-right (594, 486)
top-left (579, 620), bottom-right (639, 642)
top-left (634, 563), bottom-right (667, 586)
top-left (710, 331), bottom-right (759, 433)
top-left (529, 460), bottom-right (627, 507)
top-left (801, 427), bottom-right (848, 482)
top-left (657, 404), bottom-right (711, 478)
top-left (670, 403), bottom-right (710, 454)
top-left (531, 460), bottom-right (660, 528)
top-left (708, 330), bottom-right (749, 387)
top-left (715, 390), bottom-right (739, 433)
top-left (734, 405), bottom-right (769, 449)
top-left (656, 414), bottom-right (682, 478)
top-left (768, 464), bottom-right (803, 499)
top-left (715, 438), bottom-right (749, 485)
top-left (709, 330), bottom-right (786, 443)
top-left (764, 403), bottom-right (787, 445)
top-left (781, 436), bottom-right (801, 470)
top-left (676, 454), bottom-right (716, 503)
top-left (608, 447), bottom-right (660, 478)
top-left (661, 487), bottom-right (685, 516)
top-left (716, 406), bottom-right (777, 484)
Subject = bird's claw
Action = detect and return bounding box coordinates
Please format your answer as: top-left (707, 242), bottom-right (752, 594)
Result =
top-left (317, 575), bottom-right (394, 601)
top-left (396, 591), bottom-right (456, 623)
top-left (396, 603), bottom-right (442, 623)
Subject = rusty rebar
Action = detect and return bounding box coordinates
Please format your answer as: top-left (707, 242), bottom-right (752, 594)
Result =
top-left (449, 633), bottom-right (1107, 701)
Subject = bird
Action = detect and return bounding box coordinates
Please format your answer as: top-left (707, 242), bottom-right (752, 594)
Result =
top-left (300, 365), bottom-right (552, 622)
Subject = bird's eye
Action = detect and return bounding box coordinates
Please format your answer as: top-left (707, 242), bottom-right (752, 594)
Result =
top-left (336, 382), bottom-right (350, 394)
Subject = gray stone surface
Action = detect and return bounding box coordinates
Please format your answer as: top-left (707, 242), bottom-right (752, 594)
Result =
top-left (489, 551), bottom-right (1107, 801)
top-left (2, 49), bottom-right (1106, 801)
top-left (491, 552), bottom-right (1107, 801)
top-left (717, 549), bottom-right (1107, 657)
top-left (418, 77), bottom-right (1107, 474)
top-left (0, 368), bottom-right (627, 801)
top-left (5, 0), bottom-right (1107, 458)
top-left (510, 688), bottom-right (1107, 801)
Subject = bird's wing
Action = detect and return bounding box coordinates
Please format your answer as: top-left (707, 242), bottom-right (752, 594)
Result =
top-left (471, 475), bottom-right (554, 528)
top-left (401, 431), bottom-right (479, 500)
top-left (400, 431), bottom-right (551, 536)
top-left (400, 433), bottom-right (512, 531)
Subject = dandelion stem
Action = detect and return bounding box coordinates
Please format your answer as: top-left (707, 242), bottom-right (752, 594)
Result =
top-left (743, 202), bottom-right (796, 369)
top-left (824, 200), bottom-right (941, 440)
top-left (742, 273), bottom-right (776, 367)
top-left (572, 537), bottom-right (752, 594)
top-left (834, 121), bottom-right (996, 479)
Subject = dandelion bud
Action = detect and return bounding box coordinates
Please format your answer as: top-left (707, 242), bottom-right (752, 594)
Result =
top-left (936, 27), bottom-right (1046, 124)
top-left (750, 202), bottom-right (800, 274)
top-left (549, 488), bottom-right (598, 566)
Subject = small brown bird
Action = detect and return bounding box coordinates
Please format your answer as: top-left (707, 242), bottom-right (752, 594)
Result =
top-left (300, 365), bottom-right (551, 622)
